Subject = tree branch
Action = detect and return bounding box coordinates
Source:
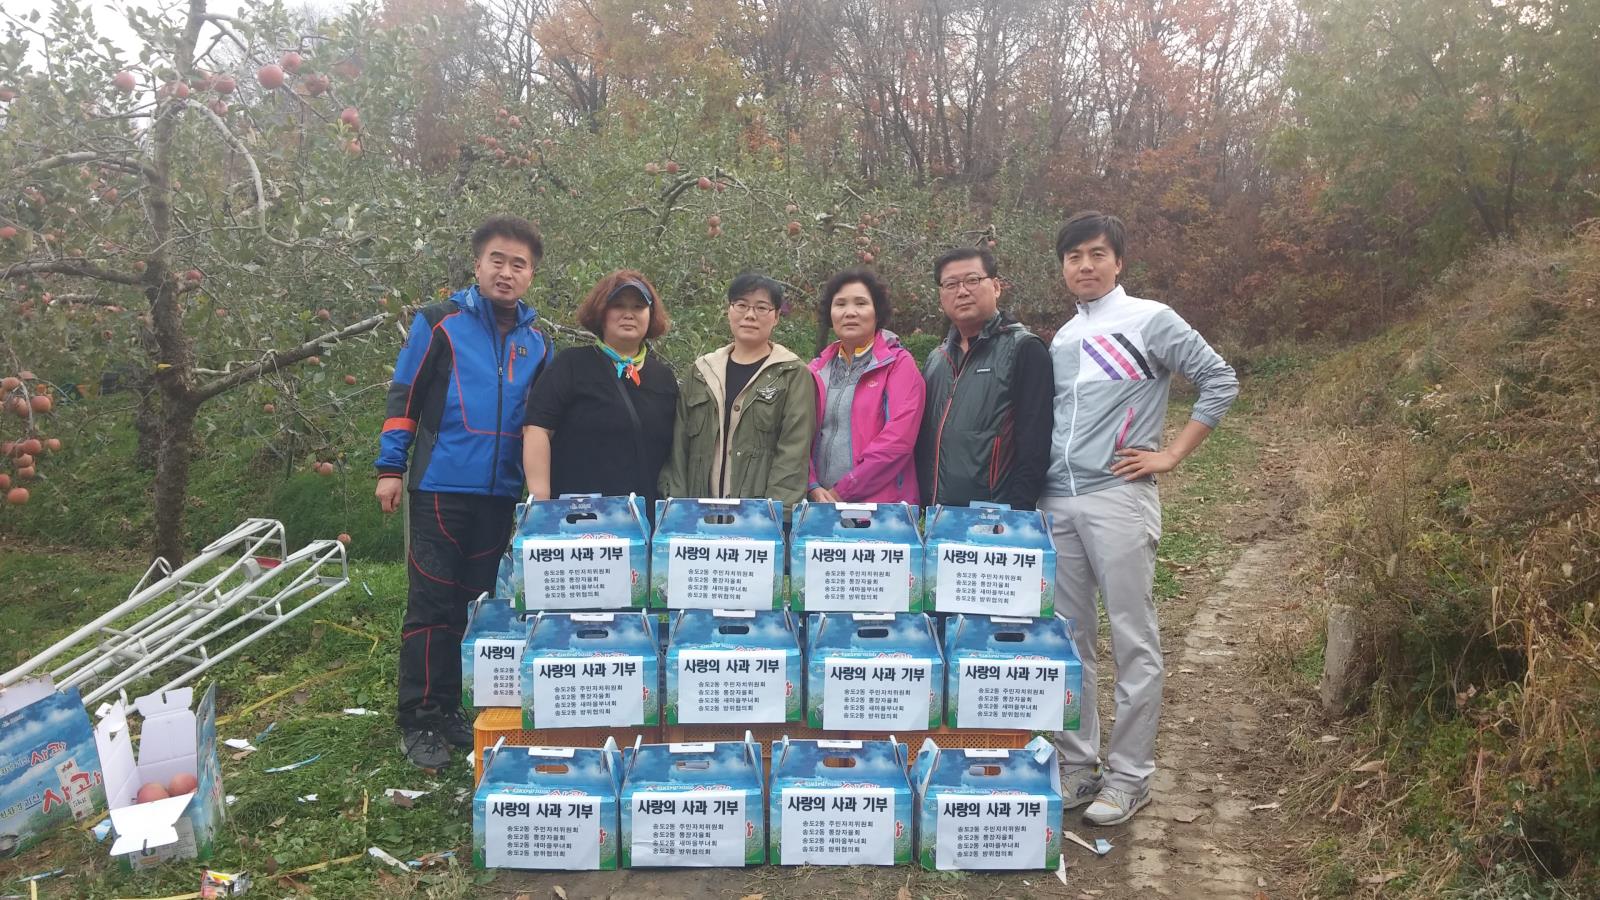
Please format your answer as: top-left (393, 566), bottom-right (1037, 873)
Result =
top-left (192, 313), bottom-right (388, 402)
top-left (185, 98), bottom-right (269, 233)
top-left (1, 258), bottom-right (144, 286)
top-left (9, 150), bottom-right (158, 183)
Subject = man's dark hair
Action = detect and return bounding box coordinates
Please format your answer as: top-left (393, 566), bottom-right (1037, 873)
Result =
top-left (1055, 211), bottom-right (1126, 263)
top-left (471, 214), bottom-right (544, 263)
top-left (818, 267), bottom-right (892, 351)
top-left (933, 246), bottom-right (998, 284)
top-left (726, 271), bottom-right (785, 309)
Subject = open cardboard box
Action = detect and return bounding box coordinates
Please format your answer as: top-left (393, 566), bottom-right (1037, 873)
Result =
top-left (94, 684), bottom-right (223, 871)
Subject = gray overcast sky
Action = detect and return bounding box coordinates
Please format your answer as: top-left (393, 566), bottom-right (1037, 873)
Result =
top-left (5, 0), bottom-right (250, 59)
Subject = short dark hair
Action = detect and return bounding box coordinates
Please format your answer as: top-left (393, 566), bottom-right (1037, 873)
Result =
top-left (818, 267), bottom-right (891, 350)
top-left (574, 270), bottom-right (670, 340)
top-left (932, 246), bottom-right (997, 284)
top-left (1055, 211), bottom-right (1126, 263)
top-left (471, 214), bottom-right (543, 263)
top-left (726, 272), bottom-right (785, 309)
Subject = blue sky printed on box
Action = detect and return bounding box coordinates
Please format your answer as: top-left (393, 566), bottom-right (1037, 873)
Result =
top-left (649, 499), bottom-right (785, 609)
top-left (664, 610), bottom-right (802, 725)
top-left (788, 502), bottom-right (926, 612)
top-left (911, 736), bottom-right (1061, 871)
top-left (520, 612), bottom-right (660, 729)
top-left (619, 736), bottom-right (766, 867)
top-left (511, 496), bottom-right (651, 611)
top-left (768, 738), bottom-right (913, 865)
top-left (0, 684), bottom-right (106, 860)
top-left (462, 595), bottom-right (537, 709)
top-left (804, 612), bottom-right (945, 729)
top-left (944, 614), bottom-right (1084, 730)
top-left (923, 504), bottom-right (1056, 617)
top-left (472, 743), bottom-right (623, 870)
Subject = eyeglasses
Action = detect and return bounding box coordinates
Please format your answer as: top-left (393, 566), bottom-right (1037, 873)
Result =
top-left (730, 300), bottom-right (777, 316)
top-left (938, 273), bottom-right (994, 293)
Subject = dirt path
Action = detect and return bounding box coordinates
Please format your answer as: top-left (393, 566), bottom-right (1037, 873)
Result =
top-left (485, 430), bottom-right (1308, 900)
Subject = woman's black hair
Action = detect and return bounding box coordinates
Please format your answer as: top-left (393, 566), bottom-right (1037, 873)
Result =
top-left (816, 267), bottom-right (891, 353)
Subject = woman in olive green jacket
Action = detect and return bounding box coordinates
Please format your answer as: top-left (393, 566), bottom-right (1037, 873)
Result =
top-left (659, 273), bottom-right (817, 509)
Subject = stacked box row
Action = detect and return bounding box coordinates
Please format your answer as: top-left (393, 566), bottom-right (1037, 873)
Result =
top-left (473, 734), bottom-right (1062, 872)
top-left (498, 496), bottom-right (1056, 617)
top-left (463, 605), bottom-right (1083, 733)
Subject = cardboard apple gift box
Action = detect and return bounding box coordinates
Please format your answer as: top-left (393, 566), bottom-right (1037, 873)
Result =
top-left (472, 739), bottom-right (624, 870)
top-left (788, 501), bottom-right (925, 612)
top-left (650, 498), bottom-right (784, 610)
top-left (520, 611), bottom-right (660, 730)
top-left (0, 678), bottom-right (107, 861)
top-left (923, 503), bottom-right (1056, 617)
top-left (461, 593), bottom-right (536, 708)
top-left (805, 612), bottom-right (944, 731)
top-left (94, 684), bottom-right (224, 871)
top-left (911, 736), bottom-right (1061, 872)
top-left (944, 613), bottom-right (1084, 731)
top-left (768, 737), bottom-right (913, 867)
top-left (618, 733), bottom-right (766, 868)
top-left (512, 495), bottom-right (652, 611)
top-left (664, 608), bottom-right (801, 725)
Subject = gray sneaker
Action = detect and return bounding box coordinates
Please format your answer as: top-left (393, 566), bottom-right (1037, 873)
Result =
top-left (1062, 766), bottom-right (1104, 809)
top-left (401, 726), bottom-right (450, 770)
top-left (1083, 785), bottom-right (1151, 826)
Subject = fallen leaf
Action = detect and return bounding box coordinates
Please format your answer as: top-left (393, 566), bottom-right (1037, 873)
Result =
top-left (554, 887), bottom-right (569, 900)
top-left (263, 855), bottom-right (278, 875)
top-left (1249, 802), bottom-right (1281, 812)
top-left (515, 894), bottom-right (531, 900)
top-left (1351, 759), bottom-right (1387, 773)
top-left (1317, 734), bottom-right (1338, 744)
top-left (737, 894), bottom-right (762, 900)
top-left (897, 887), bottom-right (912, 900)
top-left (390, 793), bottom-right (414, 809)
top-left (1170, 807), bottom-right (1203, 823)
top-left (1361, 871), bottom-right (1404, 885)
top-left (269, 815), bottom-right (286, 828)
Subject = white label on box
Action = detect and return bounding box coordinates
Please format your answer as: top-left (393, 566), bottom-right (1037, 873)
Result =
top-left (629, 790), bottom-right (746, 866)
top-left (955, 658), bottom-right (1066, 729)
top-left (484, 794), bottom-right (601, 870)
top-left (934, 794), bottom-right (1047, 870)
top-left (523, 539), bottom-right (632, 609)
top-left (472, 639), bottom-right (524, 706)
top-left (933, 543), bottom-right (1044, 616)
top-left (822, 657), bottom-right (931, 730)
top-left (666, 538), bottom-right (776, 609)
top-left (779, 787), bottom-right (895, 865)
top-left (529, 655), bottom-right (644, 727)
top-left (801, 541), bottom-right (912, 612)
top-left (678, 649), bottom-right (787, 723)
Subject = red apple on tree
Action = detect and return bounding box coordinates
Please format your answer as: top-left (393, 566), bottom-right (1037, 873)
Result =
top-left (316, 308), bottom-right (331, 321)
top-left (697, 177), bottom-right (712, 190)
top-left (337, 532), bottom-right (351, 545)
top-left (786, 221), bottom-right (801, 236)
top-left (0, 226), bottom-right (17, 240)
top-left (280, 51), bottom-right (303, 73)
top-left (30, 395), bottom-right (52, 414)
top-left (262, 403), bottom-right (276, 414)
top-left (343, 374), bottom-right (356, 385)
top-left (212, 74), bottom-right (237, 94)
top-left (339, 106), bottom-right (361, 129)
top-left (256, 64), bottom-right (285, 90)
top-left (113, 71), bottom-right (137, 93)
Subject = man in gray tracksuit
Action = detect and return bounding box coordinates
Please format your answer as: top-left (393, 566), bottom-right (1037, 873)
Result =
top-left (1042, 211), bottom-right (1238, 826)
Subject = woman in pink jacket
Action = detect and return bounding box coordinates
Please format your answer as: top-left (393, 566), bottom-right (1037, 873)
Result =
top-left (807, 267), bottom-right (926, 504)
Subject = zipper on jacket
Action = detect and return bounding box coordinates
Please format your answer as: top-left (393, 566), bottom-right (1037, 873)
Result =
top-left (487, 318), bottom-right (514, 494)
top-left (930, 338), bottom-right (976, 505)
top-left (1063, 302), bottom-right (1087, 496)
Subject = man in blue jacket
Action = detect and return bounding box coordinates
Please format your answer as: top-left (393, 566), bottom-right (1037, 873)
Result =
top-left (375, 215), bottom-right (550, 769)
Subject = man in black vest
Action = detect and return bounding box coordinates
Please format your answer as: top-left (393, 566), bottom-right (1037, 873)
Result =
top-left (915, 247), bottom-right (1053, 510)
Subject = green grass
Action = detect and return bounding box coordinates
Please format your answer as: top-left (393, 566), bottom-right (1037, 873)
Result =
top-left (1153, 404), bottom-right (1256, 602)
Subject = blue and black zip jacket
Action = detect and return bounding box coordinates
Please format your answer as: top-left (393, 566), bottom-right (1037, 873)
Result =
top-left (376, 285), bottom-right (550, 497)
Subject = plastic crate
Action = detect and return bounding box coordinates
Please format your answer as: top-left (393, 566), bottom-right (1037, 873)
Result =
top-left (661, 722), bottom-right (836, 760)
top-left (859, 727), bottom-right (1034, 752)
top-left (472, 707), bottom-right (661, 786)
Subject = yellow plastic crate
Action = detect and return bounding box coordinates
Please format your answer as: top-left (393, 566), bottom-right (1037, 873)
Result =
top-left (471, 707), bottom-right (660, 786)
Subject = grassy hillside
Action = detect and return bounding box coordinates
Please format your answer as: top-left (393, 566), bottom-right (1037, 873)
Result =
top-left (1283, 229), bottom-right (1600, 896)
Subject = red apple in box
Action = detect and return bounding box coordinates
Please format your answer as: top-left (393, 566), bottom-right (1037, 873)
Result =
top-left (136, 782), bottom-right (170, 803)
top-left (168, 772), bottom-right (198, 795)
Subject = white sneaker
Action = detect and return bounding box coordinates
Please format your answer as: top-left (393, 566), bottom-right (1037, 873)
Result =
top-left (1083, 785), bottom-right (1151, 826)
top-left (1061, 766), bottom-right (1104, 809)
